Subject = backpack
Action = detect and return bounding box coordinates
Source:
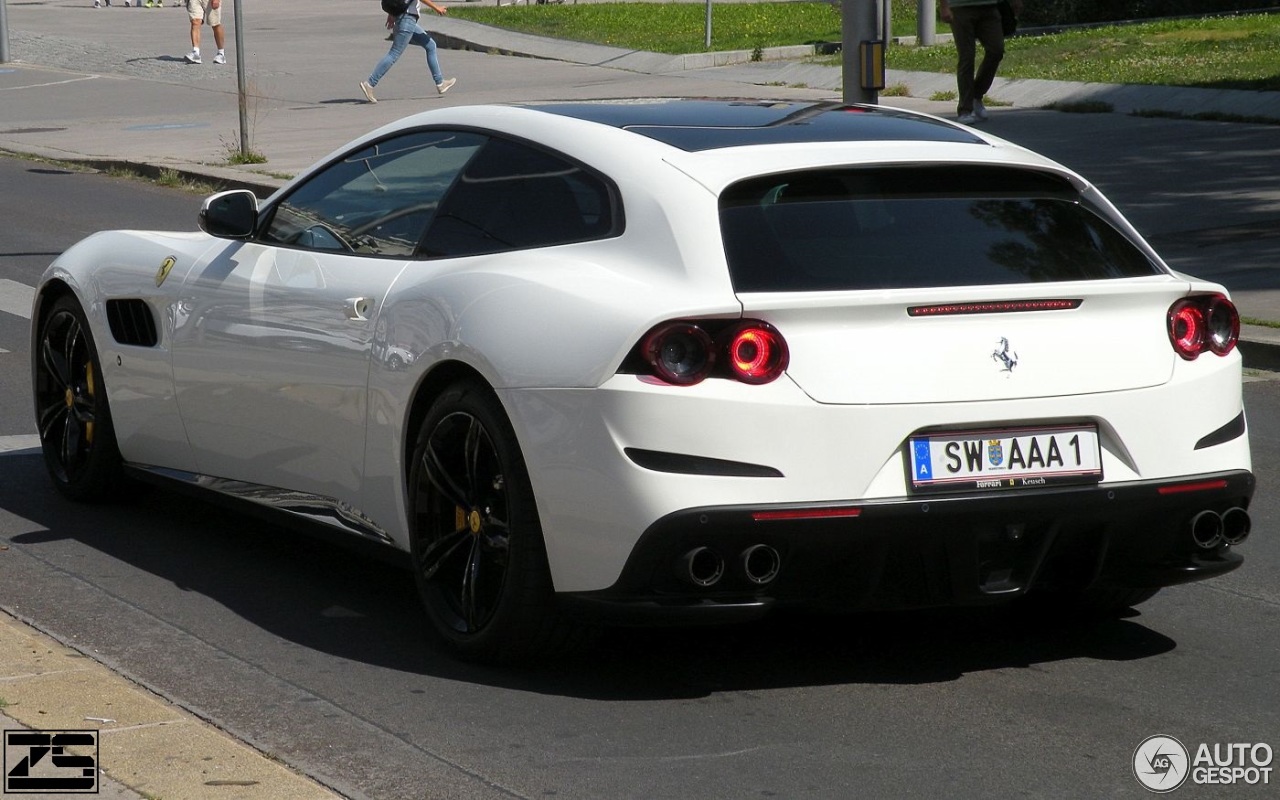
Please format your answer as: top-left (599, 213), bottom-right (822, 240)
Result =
top-left (381, 0), bottom-right (412, 15)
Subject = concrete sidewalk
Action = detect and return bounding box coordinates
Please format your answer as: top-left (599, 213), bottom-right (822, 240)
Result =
top-left (2, 3), bottom-right (1279, 798)
top-left (0, 607), bottom-right (342, 799)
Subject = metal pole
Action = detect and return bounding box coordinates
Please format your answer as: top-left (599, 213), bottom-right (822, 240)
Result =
top-left (704, 0), bottom-right (712, 50)
top-left (841, 0), bottom-right (879, 104)
top-left (0, 0), bottom-right (11, 64)
top-left (233, 0), bottom-right (249, 157)
top-left (918, 0), bottom-right (936, 46)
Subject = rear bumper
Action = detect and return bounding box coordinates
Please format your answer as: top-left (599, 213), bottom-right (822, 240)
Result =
top-left (559, 470), bottom-right (1253, 624)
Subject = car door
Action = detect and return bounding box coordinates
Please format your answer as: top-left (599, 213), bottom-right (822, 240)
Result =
top-left (170, 129), bottom-right (486, 505)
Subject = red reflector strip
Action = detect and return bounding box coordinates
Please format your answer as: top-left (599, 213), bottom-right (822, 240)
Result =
top-left (1158, 479), bottom-right (1230, 495)
top-left (908, 299), bottom-right (1082, 317)
top-left (752, 507), bottom-right (862, 522)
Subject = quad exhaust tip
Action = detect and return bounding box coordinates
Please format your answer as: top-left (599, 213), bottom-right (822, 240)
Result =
top-left (1221, 507), bottom-right (1251, 546)
top-left (677, 544), bottom-right (782, 588)
top-left (678, 547), bottom-right (725, 587)
top-left (1190, 507), bottom-right (1251, 550)
top-left (740, 544), bottom-right (781, 585)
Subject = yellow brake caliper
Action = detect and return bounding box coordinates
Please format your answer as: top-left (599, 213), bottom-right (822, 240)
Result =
top-left (455, 507), bottom-right (482, 536)
top-left (84, 360), bottom-right (95, 443)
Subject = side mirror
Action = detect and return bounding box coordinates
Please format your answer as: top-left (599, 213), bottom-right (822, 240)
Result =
top-left (199, 189), bottom-right (258, 239)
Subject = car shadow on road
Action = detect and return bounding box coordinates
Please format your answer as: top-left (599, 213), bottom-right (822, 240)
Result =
top-left (1, 451), bottom-right (1175, 700)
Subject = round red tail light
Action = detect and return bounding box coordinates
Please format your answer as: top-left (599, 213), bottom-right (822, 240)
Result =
top-left (1168, 294), bottom-right (1239, 360)
top-left (642, 323), bottom-right (714, 385)
top-left (723, 323), bottom-right (789, 384)
top-left (1169, 299), bottom-right (1205, 360)
top-left (1206, 296), bottom-right (1240, 355)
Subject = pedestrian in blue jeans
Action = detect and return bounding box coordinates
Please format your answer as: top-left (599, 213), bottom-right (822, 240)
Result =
top-left (360, 0), bottom-right (456, 103)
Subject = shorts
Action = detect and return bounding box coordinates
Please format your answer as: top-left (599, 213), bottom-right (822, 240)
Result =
top-left (187, 0), bottom-right (221, 26)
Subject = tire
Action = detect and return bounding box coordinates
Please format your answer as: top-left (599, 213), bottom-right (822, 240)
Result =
top-left (33, 294), bottom-right (126, 502)
top-left (408, 380), bottom-right (573, 662)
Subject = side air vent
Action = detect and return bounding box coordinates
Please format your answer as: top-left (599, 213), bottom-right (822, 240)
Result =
top-left (105, 299), bottom-right (159, 347)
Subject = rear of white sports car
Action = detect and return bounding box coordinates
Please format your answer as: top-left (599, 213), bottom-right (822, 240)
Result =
top-left (515, 104), bottom-right (1253, 624)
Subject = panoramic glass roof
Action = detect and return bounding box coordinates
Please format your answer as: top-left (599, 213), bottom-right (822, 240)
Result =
top-left (528, 100), bottom-right (984, 152)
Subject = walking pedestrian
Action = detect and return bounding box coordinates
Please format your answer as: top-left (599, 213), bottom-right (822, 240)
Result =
top-left (184, 0), bottom-right (226, 65)
top-left (939, 0), bottom-right (1022, 124)
top-left (359, 0), bottom-right (456, 104)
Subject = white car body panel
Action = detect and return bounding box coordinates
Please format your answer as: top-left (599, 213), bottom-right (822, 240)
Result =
top-left (511, 347), bottom-right (1248, 591)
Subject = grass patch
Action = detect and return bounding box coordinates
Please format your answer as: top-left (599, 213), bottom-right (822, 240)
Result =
top-left (99, 163), bottom-right (224, 194)
top-left (222, 131), bottom-right (268, 165)
top-left (451, 2), bottom-right (863, 54)
top-left (1243, 316), bottom-right (1280, 329)
top-left (452, 4), bottom-right (1280, 92)
top-left (250, 169), bottom-right (295, 181)
top-left (877, 13), bottom-right (1280, 92)
top-left (226, 149), bottom-right (268, 165)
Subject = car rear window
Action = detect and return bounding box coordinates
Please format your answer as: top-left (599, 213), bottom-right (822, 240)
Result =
top-left (719, 166), bottom-right (1162, 292)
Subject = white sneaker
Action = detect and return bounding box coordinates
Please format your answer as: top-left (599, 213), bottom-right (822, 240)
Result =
top-left (973, 100), bottom-right (989, 121)
top-left (436, 77), bottom-right (456, 95)
top-left (184, 49), bottom-right (201, 64)
top-left (213, 52), bottom-right (226, 65)
top-left (359, 81), bottom-right (377, 104)
top-left (957, 112), bottom-right (979, 125)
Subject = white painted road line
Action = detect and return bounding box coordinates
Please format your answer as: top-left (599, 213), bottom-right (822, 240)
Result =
top-left (0, 434), bottom-right (40, 454)
top-left (0, 279), bottom-right (35, 319)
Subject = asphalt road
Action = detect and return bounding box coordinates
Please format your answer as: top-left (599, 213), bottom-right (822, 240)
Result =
top-left (0, 155), bottom-right (1278, 799)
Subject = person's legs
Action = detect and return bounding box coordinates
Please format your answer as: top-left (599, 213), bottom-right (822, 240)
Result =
top-left (369, 17), bottom-right (415, 87)
top-left (205, 3), bottom-right (225, 51)
top-left (972, 7), bottom-right (1006, 102)
top-left (408, 26), bottom-right (444, 86)
top-left (949, 7), bottom-right (979, 116)
top-left (186, 0), bottom-right (206, 63)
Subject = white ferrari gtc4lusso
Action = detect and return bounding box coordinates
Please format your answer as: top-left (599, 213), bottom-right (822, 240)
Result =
top-left (32, 100), bottom-right (1253, 661)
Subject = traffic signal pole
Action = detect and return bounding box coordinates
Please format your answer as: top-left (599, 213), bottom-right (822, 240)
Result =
top-left (842, 0), bottom-right (886, 105)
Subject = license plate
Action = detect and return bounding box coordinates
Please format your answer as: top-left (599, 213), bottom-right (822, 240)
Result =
top-left (908, 424), bottom-right (1102, 494)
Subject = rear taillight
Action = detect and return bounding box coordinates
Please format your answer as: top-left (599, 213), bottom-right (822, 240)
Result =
top-left (642, 323), bottom-right (714, 385)
top-left (725, 322), bottom-right (788, 384)
top-left (1168, 294), bottom-right (1239, 360)
top-left (633, 320), bottom-right (789, 386)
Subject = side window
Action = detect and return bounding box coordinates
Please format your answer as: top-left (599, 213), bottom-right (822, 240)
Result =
top-left (422, 137), bottom-right (618, 258)
top-left (261, 130), bottom-right (487, 258)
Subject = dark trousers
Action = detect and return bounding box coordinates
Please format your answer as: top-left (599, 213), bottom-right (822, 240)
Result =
top-left (949, 5), bottom-right (1006, 115)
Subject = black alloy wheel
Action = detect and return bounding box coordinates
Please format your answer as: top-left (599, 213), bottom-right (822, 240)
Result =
top-left (409, 381), bottom-right (565, 661)
top-left (34, 294), bottom-right (124, 501)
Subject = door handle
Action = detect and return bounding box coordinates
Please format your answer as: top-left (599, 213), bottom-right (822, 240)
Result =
top-left (344, 296), bottom-right (375, 321)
